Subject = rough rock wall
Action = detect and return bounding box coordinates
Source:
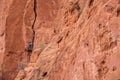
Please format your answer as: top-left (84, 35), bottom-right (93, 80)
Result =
top-left (0, 0), bottom-right (13, 79)
top-left (16, 0), bottom-right (120, 80)
top-left (0, 0), bottom-right (35, 80)
top-left (0, 0), bottom-right (120, 80)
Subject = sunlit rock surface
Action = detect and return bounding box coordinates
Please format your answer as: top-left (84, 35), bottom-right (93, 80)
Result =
top-left (0, 0), bottom-right (120, 80)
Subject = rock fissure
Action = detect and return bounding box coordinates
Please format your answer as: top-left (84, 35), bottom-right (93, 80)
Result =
top-left (1, 0), bottom-right (120, 80)
top-left (31, 0), bottom-right (37, 51)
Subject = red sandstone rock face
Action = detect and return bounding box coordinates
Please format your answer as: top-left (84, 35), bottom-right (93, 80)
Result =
top-left (0, 0), bottom-right (34, 79)
top-left (0, 0), bottom-right (120, 80)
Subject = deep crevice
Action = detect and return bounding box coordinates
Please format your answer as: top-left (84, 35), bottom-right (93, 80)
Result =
top-left (42, 72), bottom-right (47, 77)
top-left (89, 0), bottom-right (94, 7)
top-left (31, 0), bottom-right (37, 52)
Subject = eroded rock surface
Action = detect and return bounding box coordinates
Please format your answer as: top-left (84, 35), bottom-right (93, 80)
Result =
top-left (0, 0), bottom-right (120, 80)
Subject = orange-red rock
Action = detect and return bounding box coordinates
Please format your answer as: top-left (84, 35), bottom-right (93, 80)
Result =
top-left (0, 0), bottom-right (120, 80)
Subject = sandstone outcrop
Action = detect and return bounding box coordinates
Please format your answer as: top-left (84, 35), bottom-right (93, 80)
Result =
top-left (0, 0), bottom-right (120, 80)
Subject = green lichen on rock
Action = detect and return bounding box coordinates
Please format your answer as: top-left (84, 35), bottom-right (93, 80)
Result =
top-left (39, 44), bottom-right (46, 51)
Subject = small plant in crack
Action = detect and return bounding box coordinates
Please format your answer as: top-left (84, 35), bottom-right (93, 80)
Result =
top-left (28, 42), bottom-right (33, 52)
top-left (16, 62), bottom-right (28, 72)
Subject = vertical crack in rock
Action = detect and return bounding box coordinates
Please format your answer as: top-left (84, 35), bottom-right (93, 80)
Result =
top-left (31, 0), bottom-right (37, 51)
top-left (83, 62), bottom-right (86, 80)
